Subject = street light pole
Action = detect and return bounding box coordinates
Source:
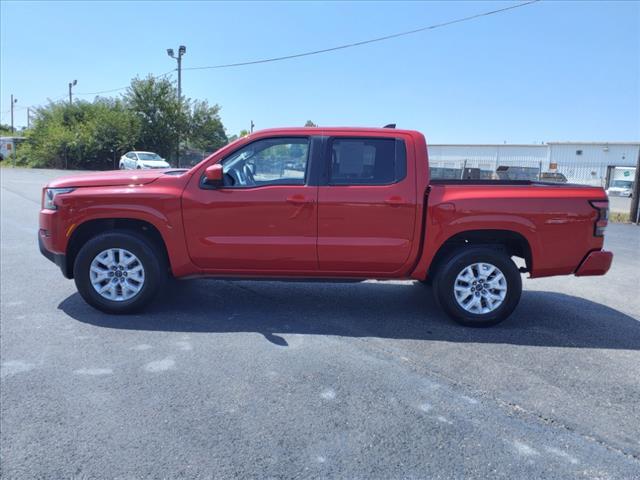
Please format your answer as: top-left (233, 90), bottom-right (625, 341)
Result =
top-left (68, 79), bottom-right (77, 105)
top-left (167, 45), bottom-right (186, 167)
top-left (177, 52), bottom-right (182, 103)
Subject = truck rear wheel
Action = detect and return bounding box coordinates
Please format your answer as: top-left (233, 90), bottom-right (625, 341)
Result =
top-left (73, 231), bottom-right (165, 314)
top-left (433, 247), bottom-right (522, 327)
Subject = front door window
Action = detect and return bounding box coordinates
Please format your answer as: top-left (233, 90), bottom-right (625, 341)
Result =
top-left (222, 138), bottom-right (309, 188)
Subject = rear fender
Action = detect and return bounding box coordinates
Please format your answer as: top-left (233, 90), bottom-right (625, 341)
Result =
top-left (411, 214), bottom-right (541, 280)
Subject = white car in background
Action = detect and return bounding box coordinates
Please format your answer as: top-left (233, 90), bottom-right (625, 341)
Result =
top-left (119, 151), bottom-right (170, 170)
top-left (606, 179), bottom-right (633, 198)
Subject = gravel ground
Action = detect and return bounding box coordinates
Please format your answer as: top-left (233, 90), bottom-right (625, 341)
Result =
top-left (1, 167), bottom-right (639, 479)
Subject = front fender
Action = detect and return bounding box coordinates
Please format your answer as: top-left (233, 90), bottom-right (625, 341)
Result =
top-left (52, 182), bottom-right (195, 277)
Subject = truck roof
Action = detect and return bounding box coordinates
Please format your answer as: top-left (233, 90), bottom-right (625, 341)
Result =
top-left (249, 127), bottom-right (422, 137)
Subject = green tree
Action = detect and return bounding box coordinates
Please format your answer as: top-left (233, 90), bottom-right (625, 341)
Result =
top-left (19, 99), bottom-right (140, 169)
top-left (188, 100), bottom-right (227, 152)
top-left (91, 98), bottom-right (141, 168)
top-left (19, 101), bottom-right (91, 169)
top-left (123, 75), bottom-right (188, 162)
top-left (13, 75), bottom-right (228, 169)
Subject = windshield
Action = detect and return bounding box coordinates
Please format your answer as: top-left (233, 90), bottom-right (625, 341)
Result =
top-left (612, 180), bottom-right (632, 188)
top-left (137, 153), bottom-right (162, 161)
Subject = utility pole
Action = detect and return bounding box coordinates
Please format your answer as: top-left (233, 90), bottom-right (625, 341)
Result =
top-left (68, 79), bottom-right (77, 105)
top-left (10, 94), bottom-right (17, 133)
top-left (250, 120), bottom-right (255, 133)
top-left (630, 149), bottom-right (640, 225)
top-left (10, 95), bottom-right (18, 165)
top-left (27, 108), bottom-right (31, 129)
top-left (167, 45), bottom-right (186, 167)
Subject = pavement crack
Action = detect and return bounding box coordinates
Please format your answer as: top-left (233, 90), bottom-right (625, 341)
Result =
top-left (349, 335), bottom-right (640, 463)
top-left (496, 398), bottom-right (640, 462)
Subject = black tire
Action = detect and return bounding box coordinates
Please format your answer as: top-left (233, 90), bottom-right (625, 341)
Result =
top-left (432, 247), bottom-right (522, 327)
top-left (73, 231), bottom-right (165, 314)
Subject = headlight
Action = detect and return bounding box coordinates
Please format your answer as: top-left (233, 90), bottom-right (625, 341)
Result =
top-left (43, 188), bottom-right (74, 210)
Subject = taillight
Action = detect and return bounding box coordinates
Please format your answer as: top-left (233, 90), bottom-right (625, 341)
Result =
top-left (590, 200), bottom-right (609, 237)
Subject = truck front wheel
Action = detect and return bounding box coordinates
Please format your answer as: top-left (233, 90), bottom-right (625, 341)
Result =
top-left (73, 231), bottom-right (165, 314)
top-left (433, 247), bottom-right (522, 327)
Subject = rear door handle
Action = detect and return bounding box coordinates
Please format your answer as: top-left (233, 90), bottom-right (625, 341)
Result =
top-left (286, 194), bottom-right (313, 205)
top-left (384, 196), bottom-right (408, 206)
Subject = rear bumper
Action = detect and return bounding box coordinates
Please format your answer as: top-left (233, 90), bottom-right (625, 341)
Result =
top-left (39, 230), bottom-right (71, 278)
top-left (575, 250), bottom-right (613, 277)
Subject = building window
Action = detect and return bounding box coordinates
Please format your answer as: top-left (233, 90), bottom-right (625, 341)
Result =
top-left (576, 150), bottom-right (583, 156)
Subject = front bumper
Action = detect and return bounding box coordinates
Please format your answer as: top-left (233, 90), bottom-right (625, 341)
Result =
top-left (39, 230), bottom-right (71, 278)
top-left (575, 250), bottom-right (613, 277)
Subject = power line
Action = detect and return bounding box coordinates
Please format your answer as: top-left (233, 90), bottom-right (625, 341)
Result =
top-left (1, 69), bottom-right (177, 121)
top-left (184, 0), bottom-right (540, 71)
top-left (75, 69), bottom-right (176, 96)
top-left (5, 1), bottom-right (538, 115)
top-left (75, 85), bottom-right (129, 96)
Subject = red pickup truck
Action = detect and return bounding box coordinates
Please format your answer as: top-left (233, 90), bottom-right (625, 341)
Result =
top-left (39, 127), bottom-right (613, 326)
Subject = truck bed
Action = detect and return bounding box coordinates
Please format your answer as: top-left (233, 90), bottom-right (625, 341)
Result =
top-left (430, 179), bottom-right (596, 188)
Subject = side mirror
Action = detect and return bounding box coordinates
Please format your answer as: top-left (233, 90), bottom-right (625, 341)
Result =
top-left (204, 164), bottom-right (224, 186)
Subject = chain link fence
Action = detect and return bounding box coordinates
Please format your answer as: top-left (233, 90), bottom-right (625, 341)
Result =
top-left (428, 157), bottom-right (615, 186)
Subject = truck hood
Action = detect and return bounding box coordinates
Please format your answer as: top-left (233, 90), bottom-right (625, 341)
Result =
top-left (47, 169), bottom-right (168, 188)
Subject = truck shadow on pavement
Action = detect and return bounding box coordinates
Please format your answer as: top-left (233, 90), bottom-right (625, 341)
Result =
top-left (58, 280), bottom-right (640, 350)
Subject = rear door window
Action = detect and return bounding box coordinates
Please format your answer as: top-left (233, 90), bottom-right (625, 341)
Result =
top-left (328, 138), bottom-right (406, 185)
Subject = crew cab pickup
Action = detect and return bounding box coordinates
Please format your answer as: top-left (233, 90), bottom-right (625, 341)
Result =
top-left (39, 127), bottom-right (613, 326)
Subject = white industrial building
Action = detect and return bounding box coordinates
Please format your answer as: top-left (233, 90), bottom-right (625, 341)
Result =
top-left (428, 142), bottom-right (639, 186)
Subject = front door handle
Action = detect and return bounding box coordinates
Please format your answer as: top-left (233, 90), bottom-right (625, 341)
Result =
top-left (384, 196), bottom-right (408, 206)
top-left (286, 194), bottom-right (313, 205)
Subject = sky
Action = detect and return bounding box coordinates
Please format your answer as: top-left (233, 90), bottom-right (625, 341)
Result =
top-left (1, 0), bottom-right (638, 143)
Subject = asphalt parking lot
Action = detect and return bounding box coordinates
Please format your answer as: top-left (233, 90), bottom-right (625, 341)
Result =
top-left (1, 167), bottom-right (639, 479)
